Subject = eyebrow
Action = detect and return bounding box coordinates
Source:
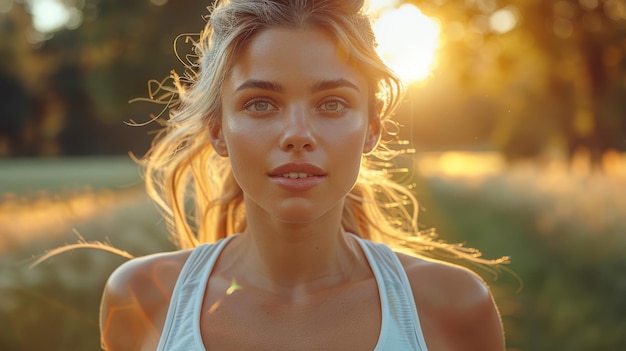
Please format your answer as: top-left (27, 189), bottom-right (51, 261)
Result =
top-left (311, 78), bottom-right (360, 93)
top-left (234, 78), bottom-right (360, 93)
top-left (234, 79), bottom-right (285, 93)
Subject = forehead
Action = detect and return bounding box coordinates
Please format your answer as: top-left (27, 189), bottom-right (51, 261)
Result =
top-left (225, 27), bottom-right (367, 90)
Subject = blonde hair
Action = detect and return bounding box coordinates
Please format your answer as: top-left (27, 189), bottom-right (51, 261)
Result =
top-left (141, 0), bottom-right (507, 267)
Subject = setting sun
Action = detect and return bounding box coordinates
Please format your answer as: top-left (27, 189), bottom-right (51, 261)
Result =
top-left (368, 3), bottom-right (441, 84)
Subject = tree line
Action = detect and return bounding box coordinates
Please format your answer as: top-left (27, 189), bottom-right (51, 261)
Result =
top-left (0, 0), bottom-right (624, 165)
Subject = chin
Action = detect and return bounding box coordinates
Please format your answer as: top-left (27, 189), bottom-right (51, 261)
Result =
top-left (270, 200), bottom-right (340, 225)
top-left (272, 208), bottom-right (323, 225)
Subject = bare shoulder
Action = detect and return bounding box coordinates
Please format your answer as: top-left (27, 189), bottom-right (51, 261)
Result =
top-left (396, 252), bottom-right (505, 350)
top-left (100, 249), bottom-right (192, 351)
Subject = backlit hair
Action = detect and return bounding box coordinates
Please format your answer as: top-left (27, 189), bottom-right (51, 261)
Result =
top-left (141, 0), bottom-right (507, 267)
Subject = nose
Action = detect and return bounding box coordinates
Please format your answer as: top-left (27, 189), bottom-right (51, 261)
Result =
top-left (279, 106), bottom-right (317, 152)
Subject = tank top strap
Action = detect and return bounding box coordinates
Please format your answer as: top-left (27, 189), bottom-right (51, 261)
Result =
top-left (157, 235), bottom-right (237, 351)
top-left (157, 234), bottom-right (427, 350)
top-left (352, 235), bottom-right (429, 350)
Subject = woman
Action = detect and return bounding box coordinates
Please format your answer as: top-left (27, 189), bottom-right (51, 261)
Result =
top-left (100, 0), bottom-right (506, 350)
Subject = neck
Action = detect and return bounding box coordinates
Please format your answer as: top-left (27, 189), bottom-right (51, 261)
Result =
top-left (224, 199), bottom-right (362, 295)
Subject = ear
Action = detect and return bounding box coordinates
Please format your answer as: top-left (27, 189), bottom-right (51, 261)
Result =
top-left (209, 122), bottom-right (228, 157)
top-left (363, 116), bottom-right (381, 154)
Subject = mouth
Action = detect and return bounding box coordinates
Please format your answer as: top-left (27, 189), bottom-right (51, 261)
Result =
top-left (280, 172), bottom-right (318, 179)
top-left (268, 163), bottom-right (327, 191)
top-left (268, 163), bottom-right (327, 178)
top-left (268, 163), bottom-right (326, 193)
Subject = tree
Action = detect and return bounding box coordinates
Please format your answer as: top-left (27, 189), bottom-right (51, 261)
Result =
top-left (410, 0), bottom-right (626, 163)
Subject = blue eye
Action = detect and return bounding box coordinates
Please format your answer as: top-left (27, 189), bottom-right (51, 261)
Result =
top-left (319, 100), bottom-right (346, 112)
top-left (244, 99), bottom-right (276, 113)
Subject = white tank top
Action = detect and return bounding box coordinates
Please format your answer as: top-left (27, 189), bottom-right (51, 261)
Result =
top-left (157, 235), bottom-right (429, 350)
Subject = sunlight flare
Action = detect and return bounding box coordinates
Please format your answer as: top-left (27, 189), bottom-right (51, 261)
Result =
top-left (369, 3), bottom-right (441, 84)
top-left (27, 0), bottom-right (82, 33)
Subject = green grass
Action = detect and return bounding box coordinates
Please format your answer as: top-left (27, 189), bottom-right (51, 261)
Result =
top-left (0, 157), bottom-right (172, 351)
top-left (414, 160), bottom-right (626, 351)
top-left (1, 155), bottom-right (625, 350)
top-left (0, 157), bottom-right (143, 195)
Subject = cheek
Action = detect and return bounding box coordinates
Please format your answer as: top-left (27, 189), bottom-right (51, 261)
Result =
top-left (336, 131), bottom-right (366, 155)
top-left (326, 121), bottom-right (369, 173)
top-left (324, 116), bottom-right (369, 150)
top-left (222, 117), bottom-right (266, 154)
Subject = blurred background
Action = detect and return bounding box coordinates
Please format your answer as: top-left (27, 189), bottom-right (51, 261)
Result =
top-left (0, 0), bottom-right (625, 350)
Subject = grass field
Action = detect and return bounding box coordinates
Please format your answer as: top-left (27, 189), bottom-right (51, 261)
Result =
top-left (1, 154), bottom-right (624, 350)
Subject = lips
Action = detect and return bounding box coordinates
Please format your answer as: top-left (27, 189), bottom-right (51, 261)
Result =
top-left (268, 163), bottom-right (327, 177)
top-left (268, 163), bottom-right (326, 191)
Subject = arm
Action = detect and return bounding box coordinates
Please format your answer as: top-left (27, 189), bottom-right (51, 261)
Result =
top-left (398, 254), bottom-right (505, 351)
top-left (99, 251), bottom-right (188, 351)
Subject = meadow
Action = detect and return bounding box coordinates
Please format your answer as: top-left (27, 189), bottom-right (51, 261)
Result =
top-left (0, 153), bottom-right (624, 351)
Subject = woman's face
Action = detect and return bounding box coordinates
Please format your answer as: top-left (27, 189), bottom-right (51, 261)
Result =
top-left (214, 27), bottom-right (378, 224)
